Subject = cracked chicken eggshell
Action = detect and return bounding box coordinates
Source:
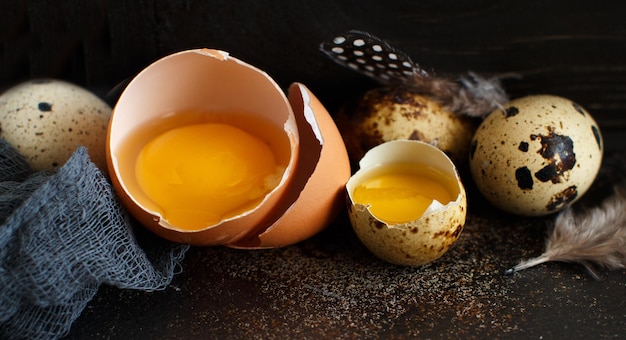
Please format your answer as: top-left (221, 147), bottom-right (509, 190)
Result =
top-left (337, 87), bottom-right (476, 166)
top-left (469, 94), bottom-right (603, 216)
top-left (107, 49), bottom-right (349, 247)
top-left (0, 79), bottom-right (111, 171)
top-left (346, 140), bottom-right (467, 266)
top-left (108, 49), bottom-right (298, 246)
top-left (229, 83), bottom-right (351, 249)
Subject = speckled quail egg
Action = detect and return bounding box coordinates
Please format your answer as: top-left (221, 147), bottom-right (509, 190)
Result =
top-left (337, 87), bottom-right (477, 166)
top-left (107, 49), bottom-right (351, 247)
top-left (469, 94), bottom-right (603, 216)
top-left (346, 140), bottom-right (467, 266)
top-left (0, 79), bottom-right (112, 171)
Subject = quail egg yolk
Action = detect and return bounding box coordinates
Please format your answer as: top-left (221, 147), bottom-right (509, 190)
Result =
top-left (352, 164), bottom-right (455, 224)
top-left (135, 123), bottom-right (282, 230)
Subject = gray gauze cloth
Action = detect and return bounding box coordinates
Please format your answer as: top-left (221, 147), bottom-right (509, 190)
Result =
top-left (0, 138), bottom-right (189, 339)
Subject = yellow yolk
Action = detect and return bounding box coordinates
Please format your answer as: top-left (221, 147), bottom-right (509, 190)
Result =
top-left (352, 165), bottom-right (456, 224)
top-left (135, 123), bottom-right (282, 230)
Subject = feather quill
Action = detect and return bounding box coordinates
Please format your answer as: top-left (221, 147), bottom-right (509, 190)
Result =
top-left (319, 30), bottom-right (510, 117)
top-left (505, 185), bottom-right (626, 280)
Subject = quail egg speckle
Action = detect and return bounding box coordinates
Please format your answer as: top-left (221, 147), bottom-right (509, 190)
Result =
top-left (337, 87), bottom-right (477, 166)
top-left (469, 94), bottom-right (603, 216)
top-left (0, 79), bottom-right (112, 171)
top-left (346, 140), bottom-right (467, 266)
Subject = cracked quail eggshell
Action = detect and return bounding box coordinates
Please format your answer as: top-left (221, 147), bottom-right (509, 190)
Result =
top-left (346, 140), bottom-right (467, 266)
top-left (469, 94), bottom-right (603, 216)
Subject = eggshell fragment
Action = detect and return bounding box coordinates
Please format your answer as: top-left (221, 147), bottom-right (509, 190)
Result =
top-left (229, 83), bottom-right (351, 249)
top-left (469, 95), bottom-right (603, 216)
top-left (346, 140), bottom-right (467, 266)
top-left (107, 49), bottom-right (299, 245)
top-left (337, 87), bottom-right (476, 166)
top-left (0, 79), bottom-right (111, 171)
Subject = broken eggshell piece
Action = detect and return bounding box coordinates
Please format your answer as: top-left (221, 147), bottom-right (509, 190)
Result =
top-left (108, 49), bottom-right (307, 246)
top-left (346, 140), bottom-right (467, 266)
top-left (229, 83), bottom-right (351, 249)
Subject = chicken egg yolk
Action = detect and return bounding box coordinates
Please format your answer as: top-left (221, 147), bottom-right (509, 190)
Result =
top-left (135, 123), bottom-right (282, 230)
top-left (352, 164), bottom-right (456, 224)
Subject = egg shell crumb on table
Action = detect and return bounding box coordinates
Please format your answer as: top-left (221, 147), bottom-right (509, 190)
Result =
top-left (0, 79), bottom-right (111, 172)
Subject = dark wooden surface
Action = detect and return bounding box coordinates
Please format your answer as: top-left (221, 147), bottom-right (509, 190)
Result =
top-left (2, 1), bottom-right (625, 339)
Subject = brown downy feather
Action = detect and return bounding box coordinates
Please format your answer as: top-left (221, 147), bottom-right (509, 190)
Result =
top-left (506, 185), bottom-right (626, 280)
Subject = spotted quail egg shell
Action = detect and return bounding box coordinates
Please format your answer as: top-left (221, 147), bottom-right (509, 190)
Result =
top-left (346, 140), bottom-right (467, 266)
top-left (469, 94), bottom-right (603, 216)
top-left (0, 79), bottom-right (111, 172)
top-left (337, 88), bottom-right (476, 165)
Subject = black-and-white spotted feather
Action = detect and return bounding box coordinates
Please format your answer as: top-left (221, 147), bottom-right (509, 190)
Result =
top-left (320, 30), bottom-right (509, 117)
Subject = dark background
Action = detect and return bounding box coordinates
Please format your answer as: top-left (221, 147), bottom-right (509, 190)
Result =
top-left (3, 0), bottom-right (626, 144)
top-left (2, 1), bottom-right (625, 339)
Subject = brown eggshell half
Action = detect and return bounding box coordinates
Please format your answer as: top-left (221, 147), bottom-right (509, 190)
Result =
top-left (229, 83), bottom-right (351, 248)
top-left (106, 49), bottom-right (299, 245)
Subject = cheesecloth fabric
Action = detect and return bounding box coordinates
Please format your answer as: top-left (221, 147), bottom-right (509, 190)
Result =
top-left (0, 138), bottom-right (189, 339)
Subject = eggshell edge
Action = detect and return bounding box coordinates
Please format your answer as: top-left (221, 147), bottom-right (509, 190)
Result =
top-left (229, 83), bottom-right (351, 248)
top-left (346, 140), bottom-right (467, 266)
top-left (106, 49), bottom-right (300, 245)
